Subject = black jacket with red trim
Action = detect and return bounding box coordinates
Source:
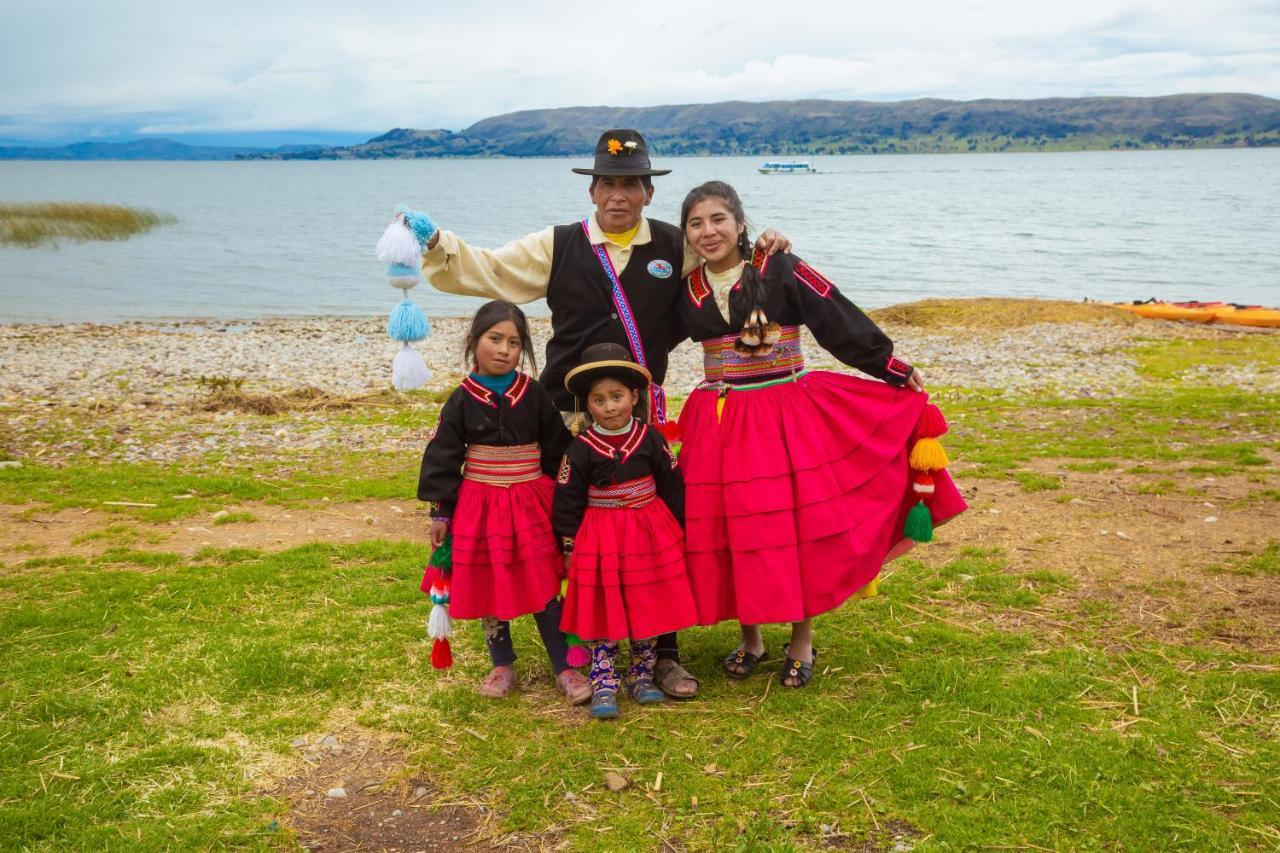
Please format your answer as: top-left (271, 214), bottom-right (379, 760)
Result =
top-left (679, 251), bottom-right (912, 386)
top-left (416, 373), bottom-right (571, 518)
top-left (552, 419), bottom-right (684, 545)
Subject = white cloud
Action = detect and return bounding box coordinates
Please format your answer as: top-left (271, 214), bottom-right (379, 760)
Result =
top-left (1, 0), bottom-right (1277, 139)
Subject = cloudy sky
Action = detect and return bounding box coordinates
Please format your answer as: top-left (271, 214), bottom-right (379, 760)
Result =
top-left (3, 0), bottom-right (1278, 143)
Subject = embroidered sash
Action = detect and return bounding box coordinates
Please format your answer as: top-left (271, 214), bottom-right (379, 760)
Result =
top-left (587, 476), bottom-right (657, 509)
top-left (463, 443), bottom-right (541, 486)
top-left (580, 219), bottom-right (667, 423)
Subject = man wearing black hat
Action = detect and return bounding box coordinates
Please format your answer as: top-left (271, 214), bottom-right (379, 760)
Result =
top-left (400, 128), bottom-right (790, 698)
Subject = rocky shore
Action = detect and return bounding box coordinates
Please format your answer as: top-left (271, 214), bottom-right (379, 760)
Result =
top-left (3, 310), bottom-right (1268, 410)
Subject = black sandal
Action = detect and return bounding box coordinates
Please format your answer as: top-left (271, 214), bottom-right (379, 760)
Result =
top-left (780, 644), bottom-right (817, 688)
top-left (722, 646), bottom-right (767, 679)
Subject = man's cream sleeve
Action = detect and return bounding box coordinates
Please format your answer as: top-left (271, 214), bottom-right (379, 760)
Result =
top-left (420, 227), bottom-right (556, 304)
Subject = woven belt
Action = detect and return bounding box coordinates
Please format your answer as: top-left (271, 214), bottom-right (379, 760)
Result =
top-left (587, 476), bottom-right (656, 508)
top-left (702, 325), bottom-right (804, 386)
top-left (463, 443), bottom-right (541, 486)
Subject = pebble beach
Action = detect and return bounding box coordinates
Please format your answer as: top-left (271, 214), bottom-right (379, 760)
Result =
top-left (4, 310), bottom-right (1267, 407)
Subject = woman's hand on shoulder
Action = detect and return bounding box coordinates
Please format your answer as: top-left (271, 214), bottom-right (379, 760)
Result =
top-left (429, 518), bottom-right (449, 547)
top-left (753, 229), bottom-right (791, 256)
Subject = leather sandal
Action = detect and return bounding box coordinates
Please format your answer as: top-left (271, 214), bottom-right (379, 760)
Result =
top-left (780, 644), bottom-right (817, 689)
top-left (722, 646), bottom-right (768, 679)
top-left (653, 659), bottom-right (700, 699)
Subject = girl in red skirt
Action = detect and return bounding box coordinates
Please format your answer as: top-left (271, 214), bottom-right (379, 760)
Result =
top-left (553, 343), bottom-right (699, 720)
top-left (417, 300), bottom-right (591, 704)
top-left (677, 181), bottom-right (968, 688)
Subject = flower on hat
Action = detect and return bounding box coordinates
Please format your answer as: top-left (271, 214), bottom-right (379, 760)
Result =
top-left (607, 138), bottom-right (623, 155)
top-left (624, 141), bottom-right (637, 151)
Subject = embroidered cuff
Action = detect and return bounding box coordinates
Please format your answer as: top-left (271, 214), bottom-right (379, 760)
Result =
top-left (883, 355), bottom-right (913, 387)
top-left (428, 501), bottom-right (453, 521)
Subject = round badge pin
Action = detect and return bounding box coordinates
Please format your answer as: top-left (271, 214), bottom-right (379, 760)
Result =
top-left (646, 260), bottom-right (673, 279)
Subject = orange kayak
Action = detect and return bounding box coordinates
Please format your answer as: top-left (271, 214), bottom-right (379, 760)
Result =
top-left (1113, 301), bottom-right (1279, 327)
top-left (1130, 303), bottom-right (1218, 323)
top-left (1210, 307), bottom-right (1280, 328)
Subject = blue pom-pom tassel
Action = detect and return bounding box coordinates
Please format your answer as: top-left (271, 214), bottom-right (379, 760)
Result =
top-left (395, 205), bottom-right (438, 246)
top-left (388, 298), bottom-right (430, 342)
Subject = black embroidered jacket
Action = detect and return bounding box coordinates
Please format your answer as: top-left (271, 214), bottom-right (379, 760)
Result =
top-left (416, 373), bottom-right (571, 519)
top-left (552, 419), bottom-right (684, 548)
top-left (679, 251), bottom-right (913, 386)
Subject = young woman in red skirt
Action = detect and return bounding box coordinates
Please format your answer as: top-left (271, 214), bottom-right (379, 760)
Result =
top-left (417, 301), bottom-right (591, 704)
top-left (554, 343), bottom-right (699, 720)
top-left (677, 181), bottom-right (968, 688)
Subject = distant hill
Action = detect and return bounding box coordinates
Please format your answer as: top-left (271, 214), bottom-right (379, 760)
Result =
top-left (6, 94), bottom-right (1278, 161)
top-left (0, 138), bottom-right (324, 161)
top-left (266, 93), bottom-right (1280, 159)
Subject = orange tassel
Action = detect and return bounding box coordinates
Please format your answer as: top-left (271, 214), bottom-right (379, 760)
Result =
top-left (909, 437), bottom-right (949, 472)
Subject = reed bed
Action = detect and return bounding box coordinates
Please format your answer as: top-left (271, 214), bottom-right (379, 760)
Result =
top-left (0, 201), bottom-right (173, 247)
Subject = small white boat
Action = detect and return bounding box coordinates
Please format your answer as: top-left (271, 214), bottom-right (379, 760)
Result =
top-left (758, 161), bottom-right (817, 175)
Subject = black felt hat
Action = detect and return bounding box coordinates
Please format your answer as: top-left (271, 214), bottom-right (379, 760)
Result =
top-left (571, 128), bottom-right (671, 177)
top-left (564, 342), bottom-right (651, 397)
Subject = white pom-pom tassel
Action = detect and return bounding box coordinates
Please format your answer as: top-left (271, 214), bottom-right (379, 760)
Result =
top-left (376, 220), bottom-right (422, 266)
top-left (427, 602), bottom-right (452, 640)
top-left (392, 342), bottom-right (431, 391)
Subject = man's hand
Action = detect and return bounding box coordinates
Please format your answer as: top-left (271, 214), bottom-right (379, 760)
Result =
top-left (753, 229), bottom-right (792, 256)
top-left (429, 518), bottom-right (449, 548)
top-left (906, 368), bottom-right (925, 393)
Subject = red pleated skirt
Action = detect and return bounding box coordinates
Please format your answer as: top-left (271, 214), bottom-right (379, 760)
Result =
top-left (423, 475), bottom-right (565, 621)
top-left (560, 483), bottom-right (699, 642)
top-left (679, 371), bottom-right (967, 625)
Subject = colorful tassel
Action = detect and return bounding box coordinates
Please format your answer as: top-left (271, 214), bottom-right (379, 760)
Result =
top-left (431, 638), bottom-right (453, 669)
top-left (395, 205), bottom-right (438, 246)
top-left (392, 342), bottom-right (431, 391)
top-left (565, 633), bottom-right (590, 667)
top-left (909, 437), bottom-right (950, 472)
top-left (388, 299), bottom-right (430, 342)
top-left (426, 577), bottom-right (453, 670)
top-left (903, 501), bottom-right (934, 543)
top-left (376, 220), bottom-right (422, 266)
top-left (916, 403), bottom-right (949, 439)
top-left (428, 534), bottom-right (452, 570)
top-left (912, 471), bottom-right (935, 495)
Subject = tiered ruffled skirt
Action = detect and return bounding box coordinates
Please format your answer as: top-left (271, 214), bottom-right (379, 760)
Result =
top-left (679, 371), bottom-right (967, 625)
top-left (561, 477), bottom-right (699, 642)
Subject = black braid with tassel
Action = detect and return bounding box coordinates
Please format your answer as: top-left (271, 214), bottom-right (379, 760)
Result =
top-left (733, 231), bottom-right (782, 357)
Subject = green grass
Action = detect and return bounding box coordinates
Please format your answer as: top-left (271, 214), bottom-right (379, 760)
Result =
top-left (2, 543), bottom-right (1276, 849)
top-left (213, 511), bottom-right (258, 526)
top-left (0, 202), bottom-right (174, 248)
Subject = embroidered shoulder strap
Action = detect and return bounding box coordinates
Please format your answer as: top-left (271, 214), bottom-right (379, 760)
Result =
top-left (581, 220), bottom-right (667, 423)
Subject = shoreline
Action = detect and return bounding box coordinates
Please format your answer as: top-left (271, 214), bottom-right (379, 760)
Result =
top-left (3, 303), bottom-right (1272, 409)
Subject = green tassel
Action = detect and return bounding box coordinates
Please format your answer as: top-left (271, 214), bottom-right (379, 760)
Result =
top-left (428, 532), bottom-right (452, 570)
top-left (904, 501), bottom-right (933, 543)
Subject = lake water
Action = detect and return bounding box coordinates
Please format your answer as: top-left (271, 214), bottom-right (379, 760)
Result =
top-left (2, 149), bottom-right (1278, 323)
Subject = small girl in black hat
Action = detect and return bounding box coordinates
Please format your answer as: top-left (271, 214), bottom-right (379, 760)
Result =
top-left (553, 343), bottom-right (699, 720)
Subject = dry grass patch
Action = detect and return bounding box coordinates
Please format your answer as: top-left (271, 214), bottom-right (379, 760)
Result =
top-left (0, 202), bottom-right (173, 247)
top-left (870, 297), bottom-right (1141, 329)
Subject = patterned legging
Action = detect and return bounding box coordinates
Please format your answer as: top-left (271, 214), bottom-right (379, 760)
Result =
top-left (588, 638), bottom-right (657, 692)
